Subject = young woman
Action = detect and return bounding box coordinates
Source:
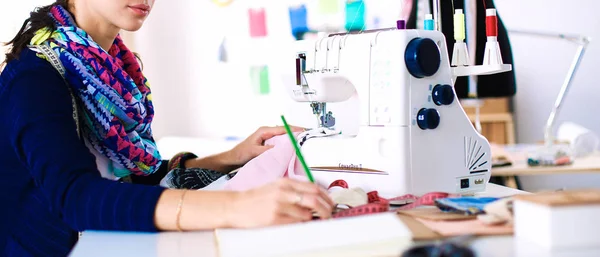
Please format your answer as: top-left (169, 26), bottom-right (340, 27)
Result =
top-left (0, 0), bottom-right (334, 256)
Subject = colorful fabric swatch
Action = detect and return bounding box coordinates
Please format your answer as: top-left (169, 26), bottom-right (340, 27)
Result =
top-left (345, 0), bottom-right (366, 32)
top-left (250, 66), bottom-right (270, 95)
top-left (435, 197), bottom-right (501, 215)
top-left (289, 5), bottom-right (309, 40)
top-left (248, 8), bottom-right (267, 38)
top-left (211, 0), bottom-right (234, 7)
top-left (218, 37), bottom-right (228, 63)
top-left (318, 0), bottom-right (340, 14)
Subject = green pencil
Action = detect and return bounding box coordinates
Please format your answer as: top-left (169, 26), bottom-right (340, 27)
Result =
top-left (280, 115), bottom-right (315, 183)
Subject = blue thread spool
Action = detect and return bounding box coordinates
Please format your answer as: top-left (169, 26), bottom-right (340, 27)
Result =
top-left (424, 14), bottom-right (434, 30)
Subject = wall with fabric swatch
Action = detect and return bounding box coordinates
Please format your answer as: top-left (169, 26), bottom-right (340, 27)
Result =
top-left (129, 0), bottom-right (296, 140)
top-left (128, 0), bottom-right (410, 140)
top-left (494, 0), bottom-right (600, 191)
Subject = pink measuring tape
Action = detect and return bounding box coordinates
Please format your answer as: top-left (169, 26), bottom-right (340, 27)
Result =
top-left (328, 180), bottom-right (451, 218)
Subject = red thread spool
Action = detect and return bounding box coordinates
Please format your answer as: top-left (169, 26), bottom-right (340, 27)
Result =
top-left (329, 180), bottom-right (349, 189)
top-left (485, 9), bottom-right (498, 37)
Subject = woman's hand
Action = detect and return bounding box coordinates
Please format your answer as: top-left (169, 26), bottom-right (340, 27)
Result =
top-left (226, 178), bottom-right (335, 228)
top-left (226, 125), bottom-right (304, 167)
top-left (184, 125), bottom-right (304, 173)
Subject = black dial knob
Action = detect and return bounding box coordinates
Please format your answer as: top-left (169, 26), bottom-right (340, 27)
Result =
top-left (432, 84), bottom-right (455, 106)
top-left (417, 108), bottom-right (440, 130)
top-left (404, 38), bottom-right (441, 78)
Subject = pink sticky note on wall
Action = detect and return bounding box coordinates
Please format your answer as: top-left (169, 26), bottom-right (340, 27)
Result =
top-left (248, 8), bottom-right (268, 38)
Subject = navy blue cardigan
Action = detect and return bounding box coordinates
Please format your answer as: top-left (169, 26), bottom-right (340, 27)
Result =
top-left (0, 48), bottom-right (166, 256)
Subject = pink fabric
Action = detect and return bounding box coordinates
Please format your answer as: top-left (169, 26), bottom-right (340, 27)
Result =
top-left (224, 133), bottom-right (308, 191)
top-left (400, 0), bottom-right (413, 21)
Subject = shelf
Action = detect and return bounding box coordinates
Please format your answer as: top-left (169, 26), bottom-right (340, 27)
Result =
top-left (452, 64), bottom-right (512, 77)
top-left (467, 113), bottom-right (513, 123)
top-left (467, 113), bottom-right (516, 145)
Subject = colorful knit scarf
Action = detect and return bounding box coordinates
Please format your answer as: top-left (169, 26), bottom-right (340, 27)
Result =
top-left (31, 5), bottom-right (162, 177)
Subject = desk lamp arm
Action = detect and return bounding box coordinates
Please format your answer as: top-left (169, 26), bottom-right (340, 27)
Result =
top-left (545, 42), bottom-right (588, 146)
top-left (509, 30), bottom-right (591, 146)
top-left (508, 30), bottom-right (590, 146)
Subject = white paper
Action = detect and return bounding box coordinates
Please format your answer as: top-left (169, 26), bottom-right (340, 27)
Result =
top-left (215, 212), bottom-right (412, 257)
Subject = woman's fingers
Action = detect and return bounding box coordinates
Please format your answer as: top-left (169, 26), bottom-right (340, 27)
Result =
top-left (287, 125), bottom-right (306, 132)
top-left (258, 125), bottom-right (305, 141)
top-left (279, 181), bottom-right (334, 219)
top-left (285, 179), bottom-right (336, 207)
top-left (276, 197), bottom-right (314, 221)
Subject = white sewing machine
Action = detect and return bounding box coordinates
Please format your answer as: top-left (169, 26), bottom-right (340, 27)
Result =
top-left (283, 27), bottom-right (511, 198)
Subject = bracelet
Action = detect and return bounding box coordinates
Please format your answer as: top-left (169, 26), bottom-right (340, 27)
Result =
top-left (176, 190), bottom-right (187, 232)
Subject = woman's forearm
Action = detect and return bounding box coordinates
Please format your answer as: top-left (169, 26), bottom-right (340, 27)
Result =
top-left (184, 151), bottom-right (240, 174)
top-left (154, 189), bottom-right (236, 231)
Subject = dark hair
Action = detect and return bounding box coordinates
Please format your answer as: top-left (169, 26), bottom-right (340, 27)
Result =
top-left (2, 0), bottom-right (70, 66)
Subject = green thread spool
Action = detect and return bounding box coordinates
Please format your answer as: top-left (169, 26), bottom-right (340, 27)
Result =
top-left (454, 9), bottom-right (466, 41)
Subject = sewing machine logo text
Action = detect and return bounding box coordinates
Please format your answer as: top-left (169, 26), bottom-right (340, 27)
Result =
top-left (293, 88), bottom-right (316, 97)
top-left (339, 163), bottom-right (363, 170)
top-left (310, 164), bottom-right (388, 175)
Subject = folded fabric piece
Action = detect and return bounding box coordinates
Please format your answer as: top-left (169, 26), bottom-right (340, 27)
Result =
top-left (224, 129), bottom-right (345, 191)
top-left (223, 133), bottom-right (307, 191)
top-left (435, 197), bottom-right (500, 215)
top-left (477, 197), bottom-right (514, 225)
top-left (329, 187), bottom-right (369, 207)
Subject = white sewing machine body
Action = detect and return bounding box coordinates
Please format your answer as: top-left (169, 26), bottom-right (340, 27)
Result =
top-left (284, 28), bottom-right (505, 198)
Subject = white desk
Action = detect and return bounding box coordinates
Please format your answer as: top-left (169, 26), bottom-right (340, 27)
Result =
top-left (493, 152), bottom-right (600, 177)
top-left (70, 184), bottom-right (600, 257)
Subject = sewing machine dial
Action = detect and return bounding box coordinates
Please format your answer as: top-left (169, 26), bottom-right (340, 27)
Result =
top-left (416, 108), bottom-right (440, 130)
top-left (405, 37), bottom-right (441, 78)
top-left (432, 84), bottom-right (455, 106)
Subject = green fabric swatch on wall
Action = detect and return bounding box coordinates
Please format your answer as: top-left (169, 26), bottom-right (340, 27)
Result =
top-left (250, 66), bottom-right (270, 95)
top-left (318, 0), bottom-right (339, 14)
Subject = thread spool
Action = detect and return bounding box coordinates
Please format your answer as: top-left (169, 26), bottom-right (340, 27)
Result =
top-left (424, 14), bottom-right (434, 30)
top-left (453, 9), bottom-right (466, 41)
top-left (482, 8), bottom-right (503, 65)
top-left (397, 20), bottom-right (406, 30)
top-left (485, 9), bottom-right (498, 37)
top-left (451, 9), bottom-right (469, 66)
